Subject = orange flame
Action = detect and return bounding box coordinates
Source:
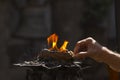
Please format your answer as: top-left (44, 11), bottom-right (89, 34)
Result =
top-left (60, 40), bottom-right (68, 52)
top-left (47, 33), bottom-right (58, 50)
top-left (47, 33), bottom-right (68, 52)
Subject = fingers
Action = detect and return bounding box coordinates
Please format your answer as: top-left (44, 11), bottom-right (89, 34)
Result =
top-left (74, 37), bottom-right (94, 54)
top-left (74, 40), bottom-right (87, 54)
top-left (73, 37), bottom-right (100, 60)
top-left (74, 52), bottom-right (89, 59)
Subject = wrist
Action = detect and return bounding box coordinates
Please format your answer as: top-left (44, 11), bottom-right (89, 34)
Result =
top-left (100, 47), bottom-right (114, 63)
top-left (97, 46), bottom-right (110, 63)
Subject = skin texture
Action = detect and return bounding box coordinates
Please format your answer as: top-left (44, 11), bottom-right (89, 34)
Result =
top-left (74, 37), bottom-right (120, 72)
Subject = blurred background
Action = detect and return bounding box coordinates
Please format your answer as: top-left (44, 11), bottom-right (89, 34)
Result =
top-left (0, 0), bottom-right (119, 80)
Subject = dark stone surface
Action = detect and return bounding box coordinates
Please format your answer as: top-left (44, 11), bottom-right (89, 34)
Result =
top-left (25, 65), bottom-right (83, 80)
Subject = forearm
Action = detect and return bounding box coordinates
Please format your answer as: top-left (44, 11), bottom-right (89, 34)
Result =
top-left (101, 47), bottom-right (120, 72)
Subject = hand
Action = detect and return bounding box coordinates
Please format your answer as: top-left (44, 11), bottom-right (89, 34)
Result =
top-left (74, 37), bottom-right (105, 62)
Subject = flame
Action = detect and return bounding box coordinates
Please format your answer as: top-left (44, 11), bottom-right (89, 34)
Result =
top-left (47, 33), bottom-right (68, 52)
top-left (60, 40), bottom-right (69, 52)
top-left (47, 33), bottom-right (58, 50)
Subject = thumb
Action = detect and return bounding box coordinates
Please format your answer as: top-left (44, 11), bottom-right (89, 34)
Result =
top-left (74, 52), bottom-right (89, 59)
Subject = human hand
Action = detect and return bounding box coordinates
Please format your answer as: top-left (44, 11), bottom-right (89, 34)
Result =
top-left (74, 37), bottom-right (105, 62)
